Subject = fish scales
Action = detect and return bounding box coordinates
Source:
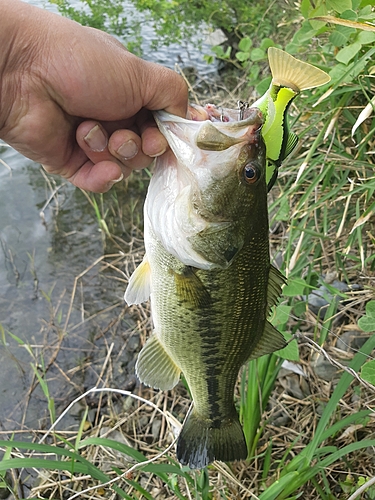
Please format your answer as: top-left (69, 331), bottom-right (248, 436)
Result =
top-left (125, 104), bottom-right (287, 469)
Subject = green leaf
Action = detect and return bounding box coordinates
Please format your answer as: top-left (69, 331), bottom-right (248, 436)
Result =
top-left (292, 21), bottom-right (319, 43)
top-left (236, 51), bottom-right (250, 62)
top-left (357, 31), bottom-right (375, 44)
top-left (358, 301), bottom-right (375, 332)
top-left (276, 333), bottom-right (300, 361)
top-left (271, 305), bottom-right (292, 329)
top-left (238, 37), bottom-right (252, 52)
top-left (336, 42), bottom-right (362, 64)
top-left (366, 301), bottom-right (375, 318)
top-left (341, 9), bottom-right (358, 20)
top-left (282, 278), bottom-right (309, 297)
top-left (359, 5), bottom-right (375, 21)
top-left (260, 38), bottom-right (275, 50)
top-left (250, 48), bottom-right (266, 61)
top-left (300, 0), bottom-right (312, 18)
top-left (330, 30), bottom-right (349, 47)
top-left (358, 316), bottom-right (375, 332)
top-left (203, 54), bottom-right (214, 64)
top-left (309, 4), bottom-right (328, 29)
top-left (327, 0), bottom-right (352, 13)
top-left (361, 359), bottom-right (375, 384)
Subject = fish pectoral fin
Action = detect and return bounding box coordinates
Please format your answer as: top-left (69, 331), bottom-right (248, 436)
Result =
top-left (124, 255), bottom-right (151, 306)
top-left (136, 333), bottom-right (181, 390)
top-left (247, 321), bottom-right (286, 361)
top-left (188, 222), bottom-right (243, 268)
top-left (267, 265), bottom-right (287, 314)
top-left (196, 122), bottom-right (241, 151)
top-left (174, 267), bottom-right (211, 308)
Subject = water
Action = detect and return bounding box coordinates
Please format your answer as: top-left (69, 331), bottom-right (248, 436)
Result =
top-left (0, 0), bottom-right (214, 434)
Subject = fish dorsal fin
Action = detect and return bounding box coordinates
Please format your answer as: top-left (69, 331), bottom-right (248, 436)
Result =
top-left (284, 131), bottom-right (299, 159)
top-left (136, 333), bottom-right (181, 390)
top-left (268, 47), bottom-right (331, 91)
top-left (247, 321), bottom-right (286, 361)
top-left (267, 265), bottom-right (286, 315)
top-left (196, 122), bottom-right (241, 151)
top-left (174, 267), bottom-right (212, 308)
top-left (124, 255), bottom-right (151, 305)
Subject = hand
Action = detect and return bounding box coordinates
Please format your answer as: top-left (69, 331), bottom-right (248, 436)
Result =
top-left (0, 1), bottom-right (188, 192)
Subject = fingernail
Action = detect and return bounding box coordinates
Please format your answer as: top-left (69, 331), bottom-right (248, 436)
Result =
top-left (84, 125), bottom-right (108, 152)
top-left (106, 173), bottom-right (124, 189)
top-left (116, 139), bottom-right (138, 160)
top-left (149, 147), bottom-right (167, 158)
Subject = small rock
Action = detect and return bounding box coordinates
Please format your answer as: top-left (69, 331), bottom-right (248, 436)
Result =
top-left (152, 418), bottom-right (162, 439)
top-left (271, 410), bottom-right (291, 427)
top-left (123, 375), bottom-right (137, 392)
top-left (311, 353), bottom-right (340, 382)
top-left (126, 334), bottom-right (140, 352)
top-left (336, 330), bottom-right (369, 352)
top-left (279, 373), bottom-right (308, 400)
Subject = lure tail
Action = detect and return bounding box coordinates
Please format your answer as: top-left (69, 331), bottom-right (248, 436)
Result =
top-left (268, 47), bottom-right (331, 91)
top-left (176, 407), bottom-right (247, 469)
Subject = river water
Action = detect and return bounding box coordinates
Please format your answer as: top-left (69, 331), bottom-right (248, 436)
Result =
top-left (0, 0), bottom-right (215, 435)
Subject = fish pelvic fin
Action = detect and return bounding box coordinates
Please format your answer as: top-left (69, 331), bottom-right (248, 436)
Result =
top-left (268, 47), bottom-right (331, 92)
top-left (124, 255), bottom-right (151, 306)
top-left (176, 408), bottom-right (247, 469)
top-left (136, 333), bottom-right (181, 390)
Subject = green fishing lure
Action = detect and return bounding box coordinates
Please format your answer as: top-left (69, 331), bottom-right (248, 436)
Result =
top-left (252, 48), bottom-right (331, 190)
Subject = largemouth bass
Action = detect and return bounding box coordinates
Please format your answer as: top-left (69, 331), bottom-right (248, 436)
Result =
top-left (125, 104), bottom-right (287, 469)
top-left (252, 48), bottom-right (331, 190)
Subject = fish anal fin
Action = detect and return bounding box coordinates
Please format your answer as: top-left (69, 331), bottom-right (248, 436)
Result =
top-left (136, 333), bottom-right (181, 391)
top-left (124, 255), bottom-right (151, 306)
top-left (267, 265), bottom-right (286, 313)
top-left (177, 407), bottom-right (247, 469)
top-left (268, 47), bottom-right (331, 91)
top-left (248, 321), bottom-right (286, 361)
top-left (174, 267), bottom-right (211, 308)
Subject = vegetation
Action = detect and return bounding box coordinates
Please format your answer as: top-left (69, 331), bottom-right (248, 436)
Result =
top-left (1, 0), bottom-right (375, 498)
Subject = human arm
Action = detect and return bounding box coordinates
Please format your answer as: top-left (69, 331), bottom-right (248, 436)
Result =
top-left (0, 0), bottom-right (188, 192)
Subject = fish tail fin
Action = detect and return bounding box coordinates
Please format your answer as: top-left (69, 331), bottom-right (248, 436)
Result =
top-left (268, 47), bottom-right (330, 91)
top-left (176, 408), bottom-right (247, 469)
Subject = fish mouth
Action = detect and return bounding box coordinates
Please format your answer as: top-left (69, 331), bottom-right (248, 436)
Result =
top-left (153, 105), bottom-right (263, 178)
top-left (187, 102), bottom-right (262, 124)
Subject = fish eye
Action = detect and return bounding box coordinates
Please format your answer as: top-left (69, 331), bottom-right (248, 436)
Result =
top-left (242, 163), bottom-right (260, 184)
